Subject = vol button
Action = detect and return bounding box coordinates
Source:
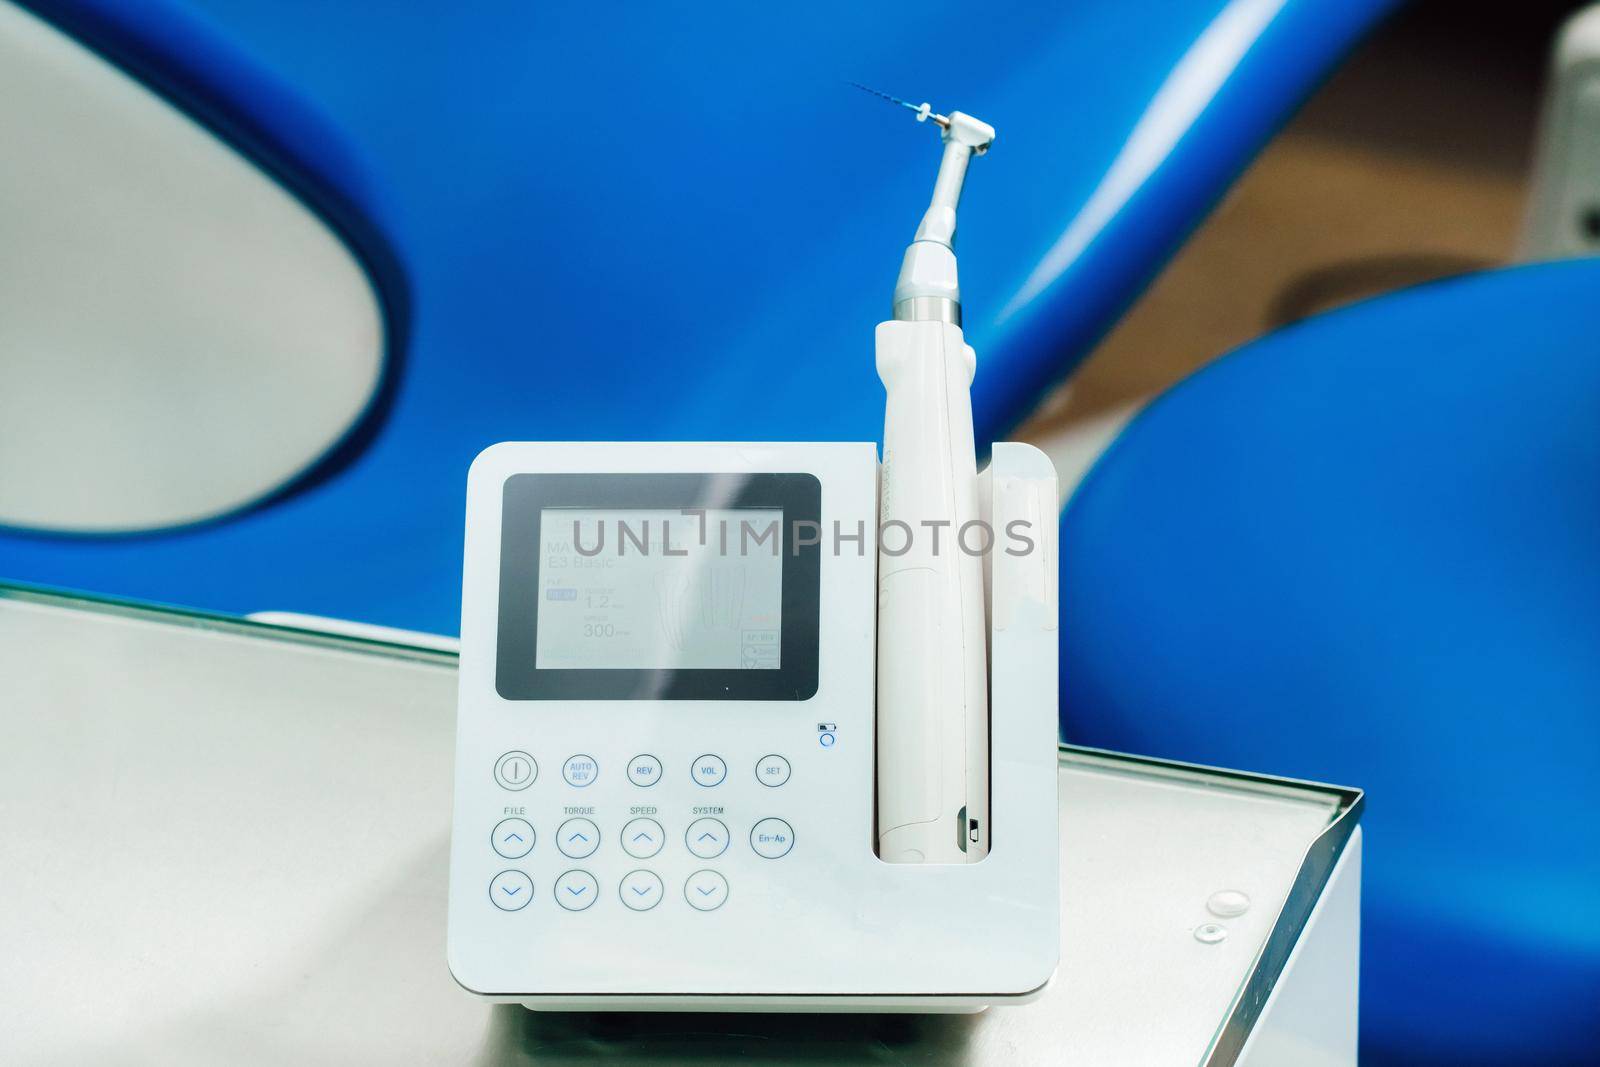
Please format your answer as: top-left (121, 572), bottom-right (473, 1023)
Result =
top-left (690, 754), bottom-right (727, 787)
top-left (494, 751), bottom-right (536, 790)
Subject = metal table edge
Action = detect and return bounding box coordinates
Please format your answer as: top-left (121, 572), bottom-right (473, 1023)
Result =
top-left (1057, 746), bottom-right (1363, 1067)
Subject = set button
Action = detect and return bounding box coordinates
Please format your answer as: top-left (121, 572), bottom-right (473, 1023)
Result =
top-left (750, 817), bottom-right (794, 859)
top-left (627, 754), bottom-right (662, 787)
top-left (554, 869), bottom-right (598, 911)
top-left (684, 870), bottom-right (729, 911)
top-left (621, 817), bottom-right (665, 859)
top-left (620, 869), bottom-right (664, 911)
top-left (685, 817), bottom-right (730, 859)
top-left (690, 754), bottom-right (727, 787)
top-left (562, 754), bottom-right (598, 787)
top-left (489, 869), bottom-right (533, 911)
top-left (491, 817), bottom-right (535, 859)
top-left (755, 754), bottom-right (790, 787)
top-left (494, 751), bottom-right (536, 790)
top-left (557, 817), bottom-right (600, 859)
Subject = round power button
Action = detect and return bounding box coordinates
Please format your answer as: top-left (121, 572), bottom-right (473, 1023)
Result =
top-left (494, 751), bottom-right (537, 790)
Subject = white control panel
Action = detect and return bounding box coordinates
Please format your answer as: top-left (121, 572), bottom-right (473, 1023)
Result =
top-left (449, 442), bottom-right (881, 997)
top-left (448, 441), bottom-right (1059, 1006)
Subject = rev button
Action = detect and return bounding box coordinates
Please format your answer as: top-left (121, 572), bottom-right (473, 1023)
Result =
top-left (628, 754), bottom-right (662, 787)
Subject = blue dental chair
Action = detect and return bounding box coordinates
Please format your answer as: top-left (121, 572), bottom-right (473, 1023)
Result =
top-left (0, 0), bottom-right (1396, 629)
top-left (1063, 259), bottom-right (1600, 1064)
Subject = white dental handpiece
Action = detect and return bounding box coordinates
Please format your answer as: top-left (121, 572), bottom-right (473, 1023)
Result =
top-left (871, 101), bottom-right (996, 864)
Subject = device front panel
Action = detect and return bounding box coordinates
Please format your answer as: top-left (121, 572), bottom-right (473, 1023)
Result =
top-left (448, 442), bottom-right (884, 995)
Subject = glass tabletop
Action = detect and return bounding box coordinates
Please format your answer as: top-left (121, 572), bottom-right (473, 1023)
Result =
top-left (0, 582), bottom-right (1358, 1065)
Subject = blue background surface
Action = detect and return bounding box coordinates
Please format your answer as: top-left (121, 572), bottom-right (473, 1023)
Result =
top-left (1064, 260), bottom-right (1600, 1063)
top-left (2, 0), bottom-right (1393, 634)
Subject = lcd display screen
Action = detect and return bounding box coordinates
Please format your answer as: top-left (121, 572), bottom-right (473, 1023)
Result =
top-left (495, 471), bottom-right (819, 701)
top-left (534, 507), bottom-right (784, 670)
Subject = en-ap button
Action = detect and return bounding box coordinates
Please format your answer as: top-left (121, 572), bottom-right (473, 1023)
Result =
top-left (749, 817), bottom-right (794, 859)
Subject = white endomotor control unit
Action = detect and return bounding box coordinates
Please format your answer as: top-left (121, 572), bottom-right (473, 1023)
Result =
top-left (447, 97), bottom-right (1059, 1011)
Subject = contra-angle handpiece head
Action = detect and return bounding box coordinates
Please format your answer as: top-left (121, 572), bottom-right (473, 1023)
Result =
top-left (851, 84), bottom-right (996, 325)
